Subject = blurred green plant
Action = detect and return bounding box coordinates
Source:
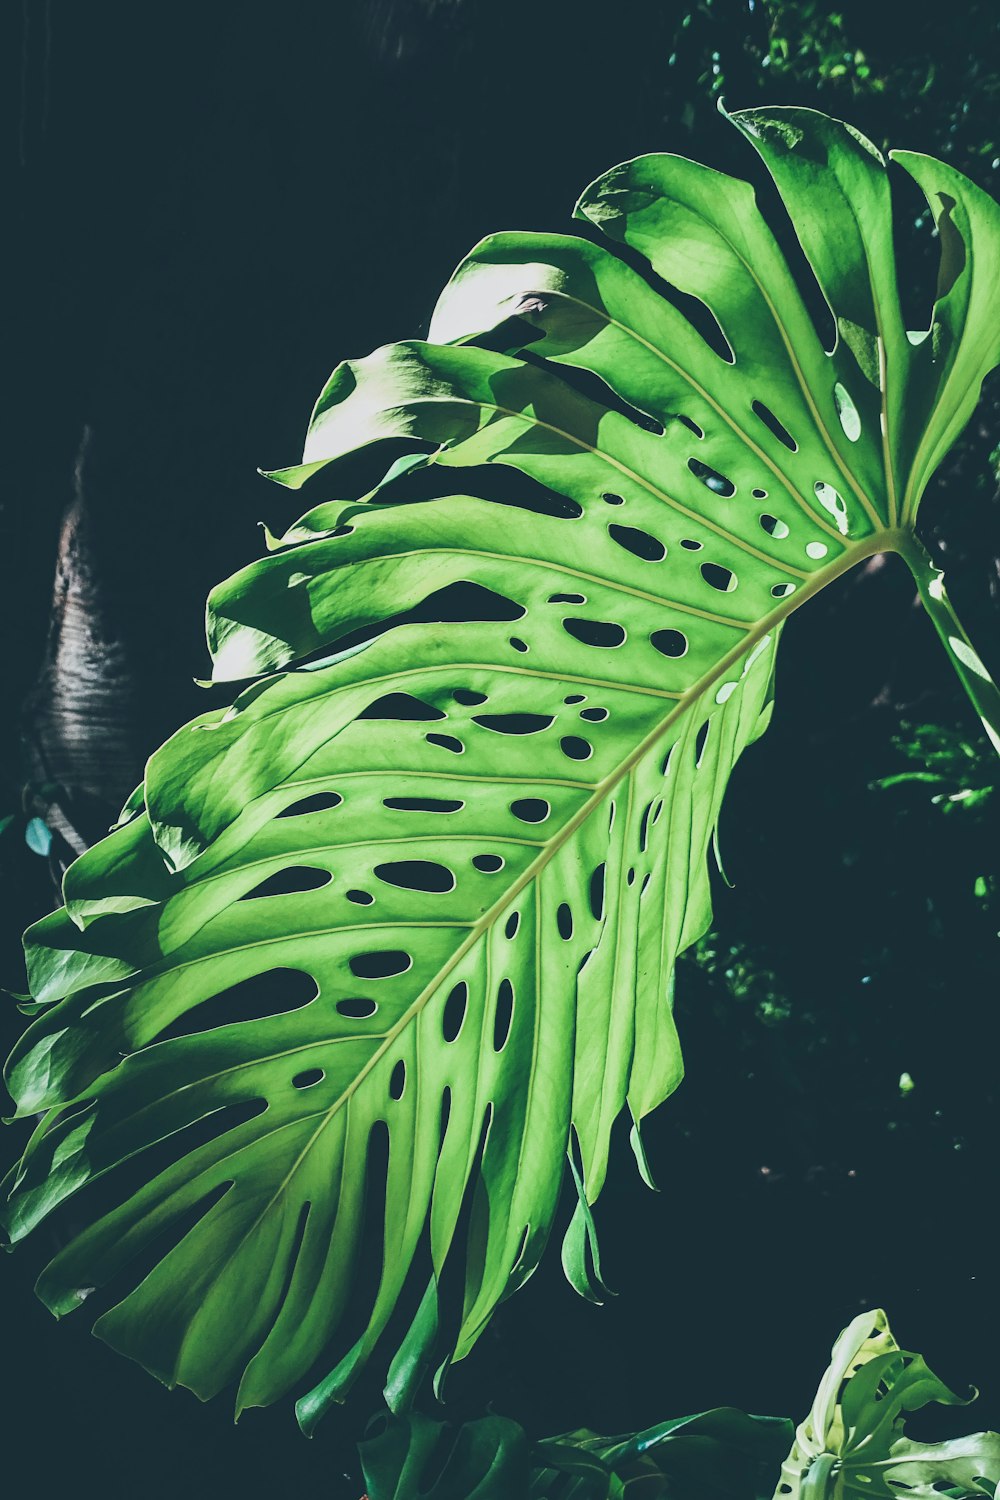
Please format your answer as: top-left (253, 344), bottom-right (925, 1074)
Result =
top-left (875, 720), bottom-right (995, 815)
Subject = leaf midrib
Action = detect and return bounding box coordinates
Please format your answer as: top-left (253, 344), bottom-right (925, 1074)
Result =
top-left (183, 528), bottom-right (897, 1256)
top-left (56, 535), bottom-right (900, 1338)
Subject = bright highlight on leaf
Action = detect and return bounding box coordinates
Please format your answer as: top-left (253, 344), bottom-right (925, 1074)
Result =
top-left (3, 105), bottom-right (1000, 1431)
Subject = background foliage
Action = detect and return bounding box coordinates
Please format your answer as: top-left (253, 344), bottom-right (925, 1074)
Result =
top-left (3, 2), bottom-right (999, 1497)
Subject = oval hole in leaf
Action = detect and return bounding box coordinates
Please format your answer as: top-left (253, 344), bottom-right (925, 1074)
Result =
top-left (601, 492), bottom-right (625, 506)
top-left (680, 538), bottom-right (703, 551)
top-left (374, 860), bottom-right (455, 893)
top-left (345, 889), bottom-right (374, 905)
top-left (563, 619), bottom-right (626, 648)
top-left (751, 399), bottom-right (797, 450)
top-left (651, 628), bottom-right (688, 658)
top-left (292, 1068), bottom-right (325, 1089)
top-left (772, 582), bottom-right (797, 598)
top-left (442, 982), bottom-right (468, 1043)
top-left (493, 980), bottom-right (515, 1052)
top-left (337, 997), bottom-right (378, 1019)
top-left (239, 866), bottom-right (331, 900)
top-left (589, 864), bottom-right (606, 921)
top-left (510, 798), bottom-right (550, 823)
top-left (752, 487), bottom-right (768, 499)
top-left (548, 592), bottom-right (586, 604)
top-left (473, 713), bottom-right (554, 735)
top-left (505, 910), bottom-right (520, 939)
top-left (564, 693), bottom-right (586, 704)
top-left (695, 722), bottom-right (711, 765)
top-left (834, 381), bottom-right (862, 441)
top-left (472, 854), bottom-right (504, 873)
top-left (674, 412), bottom-right (705, 437)
top-left (426, 733), bottom-right (464, 754)
top-left (349, 951), bottom-right (412, 979)
top-left (608, 523), bottom-right (666, 562)
top-left (358, 693), bottom-right (446, 722)
top-left (383, 796), bottom-right (464, 814)
top-left (688, 458), bottom-right (736, 497)
top-left (700, 562), bottom-right (738, 593)
top-left (509, 637), bottom-right (529, 652)
top-left (557, 902), bottom-right (573, 940)
top-left (389, 1060), bottom-right (406, 1100)
top-left (560, 736), bottom-right (593, 761)
top-left (580, 707), bottom-right (608, 722)
top-left (452, 688), bottom-right (487, 705)
top-left (759, 514), bottom-right (790, 539)
top-left (815, 481), bottom-right (849, 534)
top-left (276, 791), bottom-right (342, 818)
top-left (153, 968), bottom-right (318, 1042)
top-left (422, 581), bottom-right (526, 624)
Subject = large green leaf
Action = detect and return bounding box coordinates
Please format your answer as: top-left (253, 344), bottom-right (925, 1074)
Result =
top-left (4, 107), bottom-right (1000, 1429)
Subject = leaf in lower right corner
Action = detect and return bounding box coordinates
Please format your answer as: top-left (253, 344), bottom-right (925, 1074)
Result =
top-left (773, 1308), bottom-right (1000, 1498)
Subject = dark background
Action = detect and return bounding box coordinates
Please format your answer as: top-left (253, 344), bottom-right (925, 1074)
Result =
top-left (3, 2), bottom-right (1000, 1495)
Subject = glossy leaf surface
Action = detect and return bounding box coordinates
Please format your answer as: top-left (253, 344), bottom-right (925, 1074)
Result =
top-left (4, 107), bottom-right (1000, 1427)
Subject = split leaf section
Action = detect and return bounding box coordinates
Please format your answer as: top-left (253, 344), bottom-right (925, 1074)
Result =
top-left (4, 107), bottom-right (1000, 1429)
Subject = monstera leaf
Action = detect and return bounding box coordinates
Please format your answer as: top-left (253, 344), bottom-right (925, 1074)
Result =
top-left (773, 1308), bottom-right (1000, 1498)
top-left (358, 1313), bottom-right (1000, 1500)
top-left (4, 107), bottom-right (1000, 1430)
top-left (359, 1411), bottom-right (530, 1500)
top-left (359, 1405), bottom-right (792, 1500)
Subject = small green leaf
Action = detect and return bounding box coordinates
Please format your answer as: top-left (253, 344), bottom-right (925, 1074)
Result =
top-left (24, 817), bottom-right (52, 857)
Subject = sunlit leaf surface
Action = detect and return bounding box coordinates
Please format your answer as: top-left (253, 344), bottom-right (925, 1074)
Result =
top-left (4, 106), bottom-right (1000, 1429)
